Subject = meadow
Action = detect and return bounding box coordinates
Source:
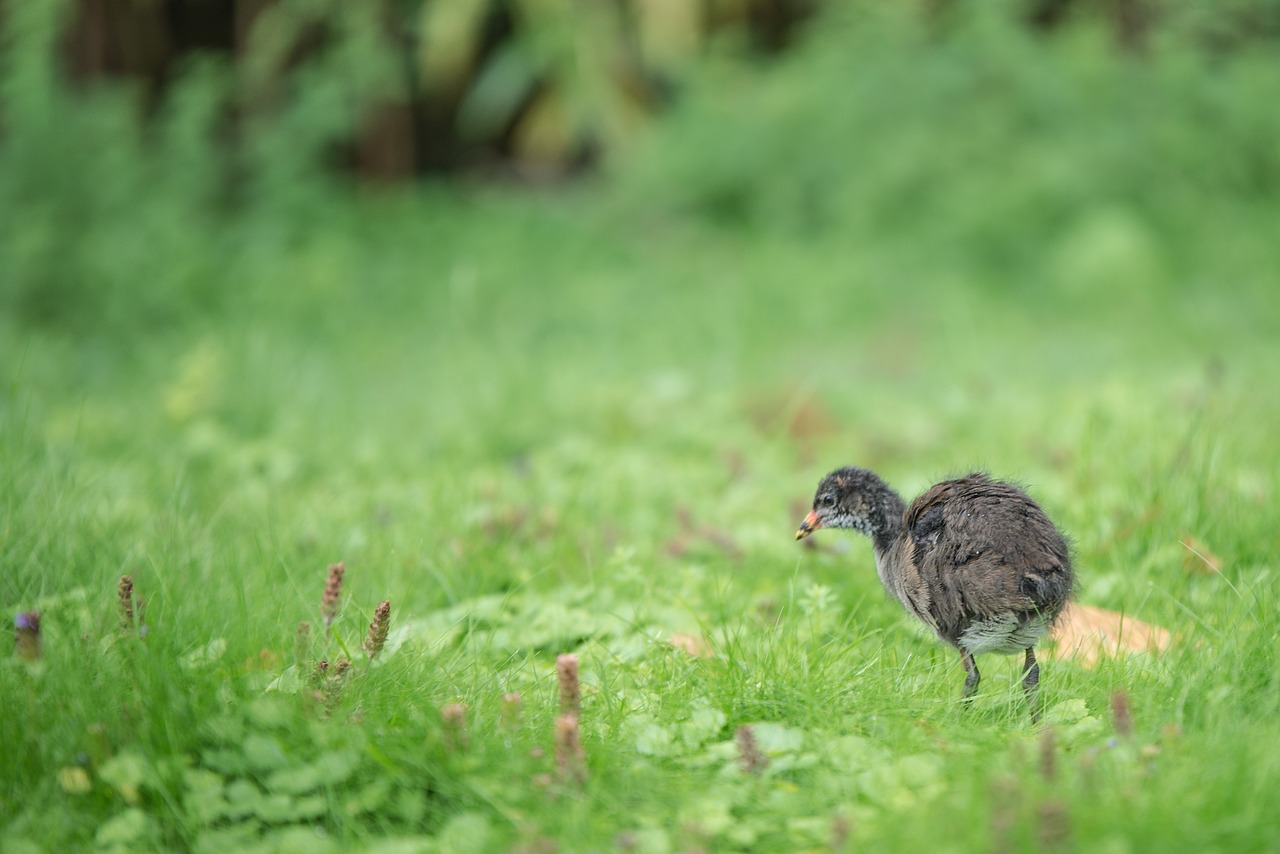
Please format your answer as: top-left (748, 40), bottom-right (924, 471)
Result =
top-left (3, 5), bottom-right (1279, 852)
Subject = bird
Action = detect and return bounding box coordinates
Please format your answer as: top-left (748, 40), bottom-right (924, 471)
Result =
top-left (795, 467), bottom-right (1073, 719)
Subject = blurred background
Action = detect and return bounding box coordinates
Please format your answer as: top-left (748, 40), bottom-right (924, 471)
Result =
top-left (2, 0), bottom-right (1278, 598)
top-left (4, 0), bottom-right (1277, 338)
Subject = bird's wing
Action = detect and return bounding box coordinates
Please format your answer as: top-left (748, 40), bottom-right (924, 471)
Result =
top-left (906, 475), bottom-right (1071, 639)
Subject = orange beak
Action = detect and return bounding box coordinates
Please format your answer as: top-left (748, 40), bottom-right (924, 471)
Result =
top-left (795, 510), bottom-right (822, 540)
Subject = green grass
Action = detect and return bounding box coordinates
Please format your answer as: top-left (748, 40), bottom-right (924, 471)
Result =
top-left (4, 7), bottom-right (1280, 853)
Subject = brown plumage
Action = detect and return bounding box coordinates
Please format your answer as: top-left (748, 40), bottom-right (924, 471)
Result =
top-left (796, 467), bottom-right (1073, 719)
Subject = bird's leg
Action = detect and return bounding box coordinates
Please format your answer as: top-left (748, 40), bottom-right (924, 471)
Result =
top-left (1023, 647), bottom-right (1041, 723)
top-left (960, 650), bottom-right (980, 699)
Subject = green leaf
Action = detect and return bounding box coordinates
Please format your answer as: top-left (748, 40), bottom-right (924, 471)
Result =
top-left (856, 753), bottom-right (947, 811)
top-left (193, 824), bottom-right (261, 854)
top-left (824, 734), bottom-right (890, 771)
top-left (393, 789), bottom-right (427, 824)
top-left (223, 779), bottom-right (263, 820)
top-left (266, 763), bottom-right (322, 796)
top-left (418, 0), bottom-right (491, 87)
top-left (1045, 698), bottom-right (1091, 725)
top-left (361, 839), bottom-right (437, 854)
top-left (264, 665), bottom-right (304, 694)
top-left (181, 638), bottom-right (228, 669)
top-left (95, 808), bottom-right (156, 848)
top-left (182, 768), bottom-right (226, 826)
top-left (344, 777), bottom-right (392, 817)
top-left (456, 43), bottom-right (539, 145)
top-left (677, 796), bottom-right (735, 837)
top-left (611, 827), bottom-right (671, 854)
top-left (248, 695), bottom-right (294, 729)
top-left (201, 748), bottom-right (250, 776)
top-left (98, 752), bottom-right (153, 805)
top-left (259, 825), bottom-right (342, 854)
top-left (254, 792), bottom-right (298, 822)
top-left (242, 734), bottom-right (289, 772)
top-left (265, 749), bottom-right (358, 795)
top-left (680, 704), bottom-right (728, 749)
top-left (436, 812), bottom-right (493, 854)
top-left (285, 794), bottom-right (328, 821)
top-left (312, 750), bottom-right (360, 786)
top-left (750, 722), bottom-right (806, 755)
top-left (634, 721), bottom-right (676, 757)
top-left (2, 841), bottom-right (44, 854)
top-left (787, 815), bottom-right (836, 845)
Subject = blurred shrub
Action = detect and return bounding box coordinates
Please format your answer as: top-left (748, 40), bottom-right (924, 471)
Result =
top-left (52, 0), bottom-right (816, 180)
top-left (0, 2), bottom-right (233, 331)
top-left (616, 3), bottom-right (1280, 309)
top-left (2, 0), bottom-right (1279, 332)
top-left (0, 0), bottom-right (814, 331)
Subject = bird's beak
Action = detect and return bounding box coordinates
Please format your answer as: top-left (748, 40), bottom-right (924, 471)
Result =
top-left (795, 510), bottom-right (822, 540)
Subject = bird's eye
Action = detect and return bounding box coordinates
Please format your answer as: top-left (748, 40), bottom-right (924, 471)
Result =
top-left (821, 494), bottom-right (835, 507)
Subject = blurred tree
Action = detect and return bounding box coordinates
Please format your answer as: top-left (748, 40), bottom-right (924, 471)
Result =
top-left (32, 0), bottom-right (1280, 186)
top-left (49, 0), bottom-right (820, 182)
top-left (3, 0), bottom-right (1278, 332)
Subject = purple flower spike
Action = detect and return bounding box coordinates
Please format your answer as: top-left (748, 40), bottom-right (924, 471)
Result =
top-left (15, 611), bottom-right (42, 662)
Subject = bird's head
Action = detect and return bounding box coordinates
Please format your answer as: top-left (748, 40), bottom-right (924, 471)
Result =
top-left (796, 466), bottom-right (898, 541)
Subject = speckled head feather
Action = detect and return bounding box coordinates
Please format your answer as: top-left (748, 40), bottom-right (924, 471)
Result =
top-left (796, 466), bottom-right (908, 550)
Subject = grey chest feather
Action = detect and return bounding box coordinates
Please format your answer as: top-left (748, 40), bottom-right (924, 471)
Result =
top-left (958, 614), bottom-right (1051, 655)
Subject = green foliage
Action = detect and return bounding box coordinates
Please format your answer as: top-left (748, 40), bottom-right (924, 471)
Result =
top-left (0, 0), bottom-right (397, 331)
top-left (622, 5), bottom-right (1280, 319)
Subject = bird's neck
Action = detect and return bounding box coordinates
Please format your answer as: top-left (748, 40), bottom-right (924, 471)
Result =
top-left (869, 493), bottom-right (908, 603)
top-left (867, 487), bottom-right (907, 554)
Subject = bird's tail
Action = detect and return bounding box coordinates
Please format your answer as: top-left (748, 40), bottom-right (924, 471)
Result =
top-left (1020, 566), bottom-right (1073, 616)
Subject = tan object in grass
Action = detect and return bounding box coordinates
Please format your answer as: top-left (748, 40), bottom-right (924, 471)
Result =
top-left (1180, 535), bottom-right (1223, 574)
top-left (669, 632), bottom-right (714, 658)
top-left (1043, 602), bottom-right (1171, 667)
